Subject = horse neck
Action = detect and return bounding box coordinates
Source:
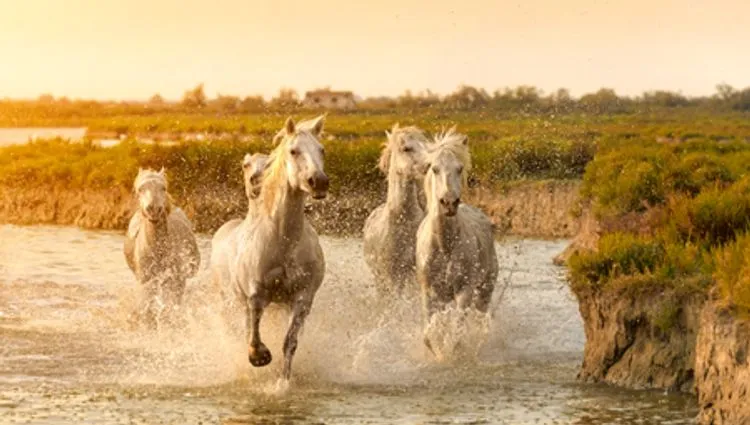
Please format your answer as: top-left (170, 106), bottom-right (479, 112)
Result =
top-left (425, 197), bottom-right (459, 253)
top-left (140, 210), bottom-right (169, 251)
top-left (262, 174), bottom-right (307, 249)
top-left (385, 165), bottom-right (420, 216)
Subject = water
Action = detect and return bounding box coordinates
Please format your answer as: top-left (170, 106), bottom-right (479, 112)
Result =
top-left (0, 224), bottom-right (697, 424)
top-left (0, 128), bottom-right (88, 146)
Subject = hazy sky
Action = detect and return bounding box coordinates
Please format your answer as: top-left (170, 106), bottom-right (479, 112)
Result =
top-left (1, 0), bottom-right (748, 100)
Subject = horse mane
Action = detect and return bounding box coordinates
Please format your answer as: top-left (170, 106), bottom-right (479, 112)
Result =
top-left (261, 117), bottom-right (324, 214)
top-left (378, 124), bottom-right (428, 173)
top-left (133, 168), bottom-right (173, 215)
top-left (433, 126), bottom-right (471, 179)
top-left (133, 168), bottom-right (168, 192)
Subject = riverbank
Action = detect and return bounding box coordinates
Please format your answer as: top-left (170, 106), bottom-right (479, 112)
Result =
top-left (0, 180), bottom-right (581, 238)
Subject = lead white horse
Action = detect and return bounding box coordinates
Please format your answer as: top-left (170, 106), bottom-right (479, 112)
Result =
top-left (363, 124), bottom-right (429, 295)
top-left (124, 168), bottom-right (200, 328)
top-left (210, 116), bottom-right (328, 382)
top-left (415, 128), bottom-right (498, 354)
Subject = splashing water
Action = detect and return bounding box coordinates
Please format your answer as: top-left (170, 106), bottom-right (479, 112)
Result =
top-left (0, 224), bottom-right (698, 424)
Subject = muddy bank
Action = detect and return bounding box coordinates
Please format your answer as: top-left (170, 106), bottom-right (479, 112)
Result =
top-left (0, 180), bottom-right (581, 238)
top-left (575, 285), bottom-right (705, 392)
top-left (695, 301), bottom-right (750, 424)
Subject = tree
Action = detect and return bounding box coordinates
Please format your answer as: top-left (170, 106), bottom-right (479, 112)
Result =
top-left (238, 95), bottom-right (266, 112)
top-left (716, 83), bottom-right (736, 102)
top-left (445, 85), bottom-right (490, 109)
top-left (37, 94), bottom-right (54, 103)
top-left (269, 88), bottom-right (299, 109)
top-left (212, 94), bottom-right (240, 113)
top-left (148, 93), bottom-right (165, 106)
top-left (182, 84), bottom-right (207, 109)
top-left (580, 88), bottom-right (628, 114)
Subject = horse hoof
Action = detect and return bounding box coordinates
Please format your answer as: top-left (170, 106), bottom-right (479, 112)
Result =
top-left (248, 344), bottom-right (272, 367)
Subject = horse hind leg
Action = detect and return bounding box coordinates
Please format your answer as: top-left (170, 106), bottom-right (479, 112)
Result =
top-left (246, 291), bottom-right (272, 367)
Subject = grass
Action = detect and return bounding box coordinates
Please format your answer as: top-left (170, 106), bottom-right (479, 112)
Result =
top-left (570, 123), bottom-right (750, 311)
top-left (5, 109), bottom-right (750, 310)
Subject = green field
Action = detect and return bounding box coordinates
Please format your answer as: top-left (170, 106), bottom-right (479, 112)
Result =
top-left (3, 106), bottom-right (750, 312)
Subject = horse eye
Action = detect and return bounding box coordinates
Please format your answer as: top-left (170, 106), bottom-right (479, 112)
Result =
top-left (290, 148), bottom-right (299, 156)
top-left (457, 166), bottom-right (464, 174)
top-left (432, 166), bottom-right (439, 174)
top-left (320, 147), bottom-right (325, 156)
top-left (401, 146), bottom-right (413, 153)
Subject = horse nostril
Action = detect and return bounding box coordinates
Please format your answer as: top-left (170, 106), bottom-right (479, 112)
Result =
top-left (454, 198), bottom-right (461, 207)
top-left (307, 177), bottom-right (315, 188)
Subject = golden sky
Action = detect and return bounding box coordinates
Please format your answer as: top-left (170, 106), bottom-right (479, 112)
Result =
top-left (1, 0), bottom-right (748, 100)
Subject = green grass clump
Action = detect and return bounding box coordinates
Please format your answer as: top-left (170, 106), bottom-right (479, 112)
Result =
top-left (569, 233), bottom-right (666, 288)
top-left (573, 130), bottom-right (750, 310)
top-left (714, 232), bottom-right (750, 311)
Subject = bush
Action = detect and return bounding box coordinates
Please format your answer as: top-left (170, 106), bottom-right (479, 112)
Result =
top-left (569, 233), bottom-right (665, 288)
top-left (714, 232), bottom-right (750, 310)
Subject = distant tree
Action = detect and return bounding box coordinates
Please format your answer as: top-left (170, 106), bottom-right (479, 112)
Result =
top-left (238, 95), bottom-right (266, 112)
top-left (269, 88), bottom-right (299, 109)
top-left (148, 93), bottom-right (165, 106)
top-left (37, 94), bottom-right (54, 103)
top-left (641, 90), bottom-right (689, 108)
top-left (212, 94), bottom-right (240, 113)
top-left (716, 83), bottom-right (737, 102)
top-left (580, 88), bottom-right (628, 114)
top-left (182, 84), bottom-right (207, 109)
top-left (731, 88), bottom-right (750, 111)
top-left (549, 88), bottom-right (574, 112)
top-left (445, 85), bottom-right (490, 109)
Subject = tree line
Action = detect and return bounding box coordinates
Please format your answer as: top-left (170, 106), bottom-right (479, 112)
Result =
top-left (4, 83), bottom-right (750, 117)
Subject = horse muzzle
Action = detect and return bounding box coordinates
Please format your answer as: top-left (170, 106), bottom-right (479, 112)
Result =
top-left (440, 197), bottom-right (460, 217)
top-left (307, 172), bottom-right (329, 200)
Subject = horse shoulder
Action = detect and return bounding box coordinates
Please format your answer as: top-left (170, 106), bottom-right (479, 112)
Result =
top-left (363, 204), bottom-right (387, 241)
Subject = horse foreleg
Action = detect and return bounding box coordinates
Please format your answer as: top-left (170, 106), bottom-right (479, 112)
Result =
top-left (246, 291), bottom-right (272, 367)
top-left (281, 298), bottom-right (311, 381)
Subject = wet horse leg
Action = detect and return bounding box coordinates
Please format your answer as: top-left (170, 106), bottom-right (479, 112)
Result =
top-left (246, 290), bottom-right (272, 367)
top-left (281, 298), bottom-right (311, 381)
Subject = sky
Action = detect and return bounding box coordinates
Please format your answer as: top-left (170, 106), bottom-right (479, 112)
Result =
top-left (0, 0), bottom-right (749, 101)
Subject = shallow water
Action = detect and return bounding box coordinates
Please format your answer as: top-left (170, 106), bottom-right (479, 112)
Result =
top-left (0, 128), bottom-right (87, 146)
top-left (0, 224), bottom-right (697, 424)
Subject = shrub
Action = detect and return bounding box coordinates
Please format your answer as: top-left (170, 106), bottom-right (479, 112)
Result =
top-left (714, 232), bottom-right (750, 310)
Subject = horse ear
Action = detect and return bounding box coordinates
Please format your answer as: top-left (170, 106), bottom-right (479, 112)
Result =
top-left (159, 167), bottom-right (166, 175)
top-left (310, 114), bottom-right (325, 137)
top-left (385, 130), bottom-right (392, 140)
top-left (242, 153), bottom-right (252, 168)
top-left (392, 123), bottom-right (400, 132)
top-left (284, 117), bottom-right (296, 134)
top-left (460, 134), bottom-right (468, 146)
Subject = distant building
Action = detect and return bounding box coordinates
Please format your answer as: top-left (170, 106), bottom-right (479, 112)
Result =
top-left (302, 89), bottom-right (357, 110)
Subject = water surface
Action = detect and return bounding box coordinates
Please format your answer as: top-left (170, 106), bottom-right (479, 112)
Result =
top-left (0, 225), bottom-right (697, 424)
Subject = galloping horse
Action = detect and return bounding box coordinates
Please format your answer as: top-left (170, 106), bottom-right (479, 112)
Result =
top-left (210, 116), bottom-right (328, 382)
top-left (415, 128), bottom-right (498, 352)
top-left (363, 124), bottom-right (429, 295)
top-left (124, 168), bottom-right (200, 328)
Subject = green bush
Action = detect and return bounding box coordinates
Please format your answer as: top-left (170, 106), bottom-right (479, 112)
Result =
top-left (714, 232), bottom-right (750, 310)
top-left (569, 233), bottom-right (665, 288)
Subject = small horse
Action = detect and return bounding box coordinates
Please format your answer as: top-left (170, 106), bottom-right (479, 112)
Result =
top-left (363, 124), bottom-right (429, 295)
top-left (211, 153), bottom-right (268, 310)
top-left (210, 116), bottom-right (328, 382)
top-left (415, 127), bottom-right (498, 352)
top-left (124, 168), bottom-right (200, 328)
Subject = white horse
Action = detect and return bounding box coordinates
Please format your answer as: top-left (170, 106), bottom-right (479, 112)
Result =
top-left (210, 116), bottom-right (328, 382)
top-left (124, 168), bottom-right (200, 328)
top-left (211, 153), bottom-right (268, 312)
top-left (363, 124), bottom-right (429, 295)
top-left (415, 128), bottom-right (498, 353)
